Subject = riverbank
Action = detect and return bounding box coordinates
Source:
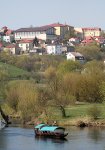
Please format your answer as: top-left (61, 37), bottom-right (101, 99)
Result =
top-left (6, 115), bottom-right (105, 128)
top-left (58, 117), bottom-right (105, 127)
top-left (3, 103), bottom-right (105, 127)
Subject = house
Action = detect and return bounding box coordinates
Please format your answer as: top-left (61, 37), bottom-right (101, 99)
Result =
top-left (4, 44), bottom-right (20, 54)
top-left (3, 35), bottom-right (14, 43)
top-left (18, 39), bottom-right (33, 54)
top-left (14, 26), bottom-right (56, 41)
top-left (66, 52), bottom-right (85, 63)
top-left (0, 26), bottom-right (14, 42)
top-left (62, 45), bottom-right (75, 54)
top-left (46, 44), bottom-right (62, 55)
top-left (29, 48), bottom-right (46, 55)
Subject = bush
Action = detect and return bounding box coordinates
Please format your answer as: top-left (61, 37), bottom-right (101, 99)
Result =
top-left (88, 105), bottom-right (101, 120)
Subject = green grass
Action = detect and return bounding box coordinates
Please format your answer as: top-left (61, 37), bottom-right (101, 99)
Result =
top-left (0, 62), bottom-right (29, 78)
top-left (46, 104), bottom-right (105, 123)
top-left (66, 104), bottom-right (105, 119)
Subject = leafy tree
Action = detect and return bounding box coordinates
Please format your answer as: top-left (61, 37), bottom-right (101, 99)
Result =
top-left (76, 42), bottom-right (103, 61)
top-left (45, 66), bottom-right (76, 117)
top-left (83, 60), bottom-right (105, 74)
top-left (58, 60), bottom-right (82, 74)
top-left (64, 28), bottom-right (76, 41)
top-left (33, 37), bottom-right (39, 47)
top-left (77, 60), bottom-right (105, 103)
top-left (0, 66), bottom-right (9, 101)
top-left (5, 80), bottom-right (39, 121)
top-left (88, 105), bottom-right (101, 120)
top-left (5, 81), bottom-right (20, 111)
top-left (0, 66), bottom-right (9, 123)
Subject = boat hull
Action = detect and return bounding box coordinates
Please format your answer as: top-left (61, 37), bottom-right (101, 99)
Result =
top-left (34, 130), bottom-right (68, 139)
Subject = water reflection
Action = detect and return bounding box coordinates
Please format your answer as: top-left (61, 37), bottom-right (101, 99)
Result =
top-left (88, 127), bottom-right (103, 142)
top-left (35, 136), bottom-right (68, 143)
top-left (0, 126), bottom-right (105, 150)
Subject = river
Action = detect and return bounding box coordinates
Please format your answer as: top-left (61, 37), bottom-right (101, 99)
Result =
top-left (0, 126), bottom-right (105, 150)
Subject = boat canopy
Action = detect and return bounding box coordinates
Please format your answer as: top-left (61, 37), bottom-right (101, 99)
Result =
top-left (34, 124), bottom-right (45, 129)
top-left (40, 126), bottom-right (65, 132)
top-left (35, 123), bottom-right (65, 132)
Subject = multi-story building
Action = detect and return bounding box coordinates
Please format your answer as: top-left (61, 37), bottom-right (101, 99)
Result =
top-left (14, 26), bottom-right (56, 41)
top-left (82, 27), bottom-right (101, 39)
top-left (41, 23), bottom-right (74, 38)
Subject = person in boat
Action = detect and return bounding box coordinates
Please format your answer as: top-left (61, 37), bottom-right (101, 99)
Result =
top-left (52, 120), bottom-right (57, 126)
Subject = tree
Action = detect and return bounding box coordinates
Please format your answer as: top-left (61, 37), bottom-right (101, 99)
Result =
top-left (78, 63), bottom-right (105, 103)
top-left (33, 37), bottom-right (39, 47)
top-left (83, 60), bottom-right (105, 74)
top-left (5, 80), bottom-right (20, 111)
top-left (0, 66), bottom-right (9, 124)
top-left (5, 80), bottom-right (39, 121)
top-left (64, 28), bottom-right (76, 41)
top-left (58, 60), bottom-right (82, 74)
top-left (76, 42), bottom-right (103, 61)
top-left (45, 66), bottom-right (76, 117)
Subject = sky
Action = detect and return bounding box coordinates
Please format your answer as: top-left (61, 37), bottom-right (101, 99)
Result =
top-left (0, 0), bottom-right (105, 30)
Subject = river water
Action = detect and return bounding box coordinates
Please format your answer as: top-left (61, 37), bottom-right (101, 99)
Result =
top-left (0, 126), bottom-right (105, 150)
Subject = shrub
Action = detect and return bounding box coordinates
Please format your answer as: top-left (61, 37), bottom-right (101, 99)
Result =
top-left (88, 105), bottom-right (101, 120)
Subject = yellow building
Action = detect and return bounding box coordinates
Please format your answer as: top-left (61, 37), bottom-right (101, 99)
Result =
top-left (42, 23), bottom-right (74, 38)
top-left (82, 27), bottom-right (101, 38)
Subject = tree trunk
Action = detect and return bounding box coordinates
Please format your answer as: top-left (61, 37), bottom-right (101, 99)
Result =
top-left (60, 105), bottom-right (66, 118)
top-left (0, 106), bottom-right (9, 125)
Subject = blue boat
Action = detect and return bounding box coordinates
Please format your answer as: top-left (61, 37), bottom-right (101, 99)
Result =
top-left (34, 123), bottom-right (68, 138)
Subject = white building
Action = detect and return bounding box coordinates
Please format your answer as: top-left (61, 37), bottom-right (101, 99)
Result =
top-left (67, 52), bottom-right (85, 63)
top-left (3, 35), bottom-right (14, 42)
top-left (46, 44), bottom-right (62, 55)
top-left (18, 39), bottom-right (32, 53)
top-left (14, 26), bottom-right (56, 41)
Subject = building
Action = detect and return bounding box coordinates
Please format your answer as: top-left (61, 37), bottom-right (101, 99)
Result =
top-left (14, 26), bottom-right (56, 41)
top-left (46, 44), bottom-right (62, 55)
top-left (18, 39), bottom-right (33, 53)
top-left (3, 35), bottom-right (14, 43)
top-left (41, 23), bottom-right (74, 38)
top-left (66, 52), bottom-right (85, 63)
top-left (82, 27), bottom-right (101, 39)
top-left (4, 44), bottom-right (20, 54)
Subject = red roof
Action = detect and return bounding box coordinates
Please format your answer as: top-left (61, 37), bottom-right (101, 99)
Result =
top-left (82, 27), bottom-right (101, 31)
top-left (41, 23), bottom-right (72, 28)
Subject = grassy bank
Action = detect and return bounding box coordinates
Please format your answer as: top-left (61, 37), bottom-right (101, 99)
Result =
top-left (0, 62), bottom-right (29, 78)
top-left (2, 103), bottom-right (105, 127)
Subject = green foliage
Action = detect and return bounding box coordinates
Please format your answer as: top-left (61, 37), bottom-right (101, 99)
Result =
top-left (77, 73), bottom-right (104, 103)
top-left (83, 60), bottom-right (105, 74)
top-left (5, 80), bottom-right (39, 120)
top-left (45, 66), bottom-right (76, 117)
top-left (76, 42), bottom-right (103, 61)
top-left (64, 28), bottom-right (76, 41)
top-left (58, 60), bottom-right (82, 74)
top-left (88, 105), bottom-right (101, 120)
top-left (77, 60), bottom-right (105, 103)
top-left (0, 65), bottom-right (9, 100)
top-left (0, 62), bottom-right (29, 79)
top-left (99, 82), bottom-right (105, 102)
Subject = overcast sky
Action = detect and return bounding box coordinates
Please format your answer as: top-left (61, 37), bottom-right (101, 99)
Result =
top-left (0, 0), bottom-right (105, 30)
